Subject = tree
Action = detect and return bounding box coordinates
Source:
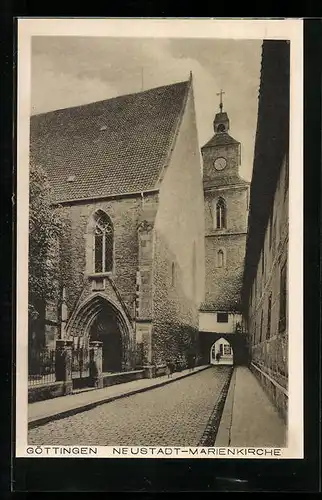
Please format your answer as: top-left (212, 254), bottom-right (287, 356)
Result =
top-left (28, 161), bottom-right (67, 334)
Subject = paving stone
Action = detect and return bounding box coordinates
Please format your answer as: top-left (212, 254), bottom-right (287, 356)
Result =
top-left (28, 366), bottom-right (231, 447)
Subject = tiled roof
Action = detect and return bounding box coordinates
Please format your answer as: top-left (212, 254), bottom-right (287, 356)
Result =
top-left (30, 81), bottom-right (189, 203)
top-left (202, 132), bottom-right (239, 149)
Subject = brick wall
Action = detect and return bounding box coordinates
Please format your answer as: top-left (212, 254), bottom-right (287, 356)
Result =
top-left (152, 84), bottom-right (205, 366)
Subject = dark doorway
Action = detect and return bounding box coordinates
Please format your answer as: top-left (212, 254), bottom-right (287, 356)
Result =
top-left (89, 306), bottom-right (123, 373)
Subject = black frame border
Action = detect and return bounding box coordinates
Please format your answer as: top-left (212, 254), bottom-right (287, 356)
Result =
top-left (1, 16), bottom-right (320, 493)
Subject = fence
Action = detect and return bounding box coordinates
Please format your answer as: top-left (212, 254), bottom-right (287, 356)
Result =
top-left (28, 347), bottom-right (56, 386)
top-left (28, 340), bottom-right (99, 389)
top-left (72, 344), bottom-right (90, 379)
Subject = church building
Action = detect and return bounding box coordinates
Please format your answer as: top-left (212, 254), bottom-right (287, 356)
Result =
top-left (198, 94), bottom-right (250, 366)
top-left (29, 75), bottom-right (205, 378)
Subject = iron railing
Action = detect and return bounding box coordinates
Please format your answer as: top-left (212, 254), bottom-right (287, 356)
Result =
top-left (72, 344), bottom-right (90, 379)
top-left (28, 347), bottom-right (56, 386)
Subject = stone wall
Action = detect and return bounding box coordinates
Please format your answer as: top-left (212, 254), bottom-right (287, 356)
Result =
top-left (203, 177), bottom-right (249, 313)
top-left (152, 83), bottom-right (205, 366)
top-left (245, 155), bottom-right (289, 414)
top-left (58, 192), bottom-right (160, 371)
top-left (28, 381), bottom-right (72, 403)
top-left (204, 233), bottom-right (247, 310)
top-left (204, 187), bottom-right (249, 235)
top-left (60, 193), bottom-right (158, 321)
top-left (202, 143), bottom-right (240, 182)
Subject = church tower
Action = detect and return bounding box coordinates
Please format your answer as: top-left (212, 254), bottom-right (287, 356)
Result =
top-left (200, 91), bottom-right (249, 339)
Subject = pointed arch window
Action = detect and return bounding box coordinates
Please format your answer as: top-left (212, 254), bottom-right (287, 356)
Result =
top-left (217, 249), bottom-right (224, 268)
top-left (171, 262), bottom-right (176, 287)
top-left (93, 211), bottom-right (114, 273)
top-left (216, 198), bottom-right (226, 229)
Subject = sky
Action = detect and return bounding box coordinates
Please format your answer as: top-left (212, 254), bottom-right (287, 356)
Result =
top-left (31, 36), bottom-right (262, 181)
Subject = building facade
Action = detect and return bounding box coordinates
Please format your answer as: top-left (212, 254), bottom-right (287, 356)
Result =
top-left (242, 40), bottom-right (290, 420)
top-left (29, 76), bottom-right (205, 376)
top-left (198, 101), bottom-right (250, 365)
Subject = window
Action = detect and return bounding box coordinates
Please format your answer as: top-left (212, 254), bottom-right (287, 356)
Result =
top-left (217, 313), bottom-right (228, 323)
top-left (223, 345), bottom-right (231, 355)
top-left (266, 293), bottom-right (272, 340)
top-left (217, 123), bottom-right (225, 133)
top-left (279, 262), bottom-right (287, 332)
top-left (93, 211), bottom-right (113, 273)
top-left (217, 249), bottom-right (224, 268)
top-left (216, 198), bottom-right (226, 229)
top-left (171, 262), bottom-right (175, 287)
top-left (262, 248), bottom-right (265, 276)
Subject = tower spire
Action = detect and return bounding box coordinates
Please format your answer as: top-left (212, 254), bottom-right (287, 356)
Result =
top-left (213, 90), bottom-right (229, 134)
top-left (216, 89), bottom-right (225, 112)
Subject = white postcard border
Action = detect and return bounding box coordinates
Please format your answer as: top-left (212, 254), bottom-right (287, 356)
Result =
top-left (16, 18), bottom-right (303, 459)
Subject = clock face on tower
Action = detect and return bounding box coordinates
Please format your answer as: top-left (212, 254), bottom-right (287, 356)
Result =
top-left (214, 157), bottom-right (227, 171)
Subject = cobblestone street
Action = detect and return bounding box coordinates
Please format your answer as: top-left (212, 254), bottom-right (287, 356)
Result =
top-left (28, 366), bottom-right (231, 447)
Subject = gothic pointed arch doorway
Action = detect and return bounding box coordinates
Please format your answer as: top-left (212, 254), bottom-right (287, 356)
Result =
top-left (68, 293), bottom-right (133, 373)
top-left (89, 306), bottom-right (122, 373)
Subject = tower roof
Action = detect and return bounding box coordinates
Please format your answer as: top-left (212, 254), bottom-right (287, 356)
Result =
top-left (30, 80), bottom-right (190, 203)
top-left (214, 111), bottom-right (229, 123)
top-left (202, 131), bottom-right (239, 149)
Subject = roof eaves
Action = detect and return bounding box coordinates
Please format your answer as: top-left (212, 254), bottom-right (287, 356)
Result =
top-left (51, 187), bottom-right (160, 206)
top-left (201, 133), bottom-right (239, 149)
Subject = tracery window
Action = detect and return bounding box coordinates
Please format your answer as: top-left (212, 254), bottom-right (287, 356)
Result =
top-left (93, 211), bottom-right (113, 273)
top-left (216, 198), bottom-right (226, 229)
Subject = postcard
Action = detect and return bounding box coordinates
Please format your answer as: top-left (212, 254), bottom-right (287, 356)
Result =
top-left (16, 18), bottom-right (303, 460)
